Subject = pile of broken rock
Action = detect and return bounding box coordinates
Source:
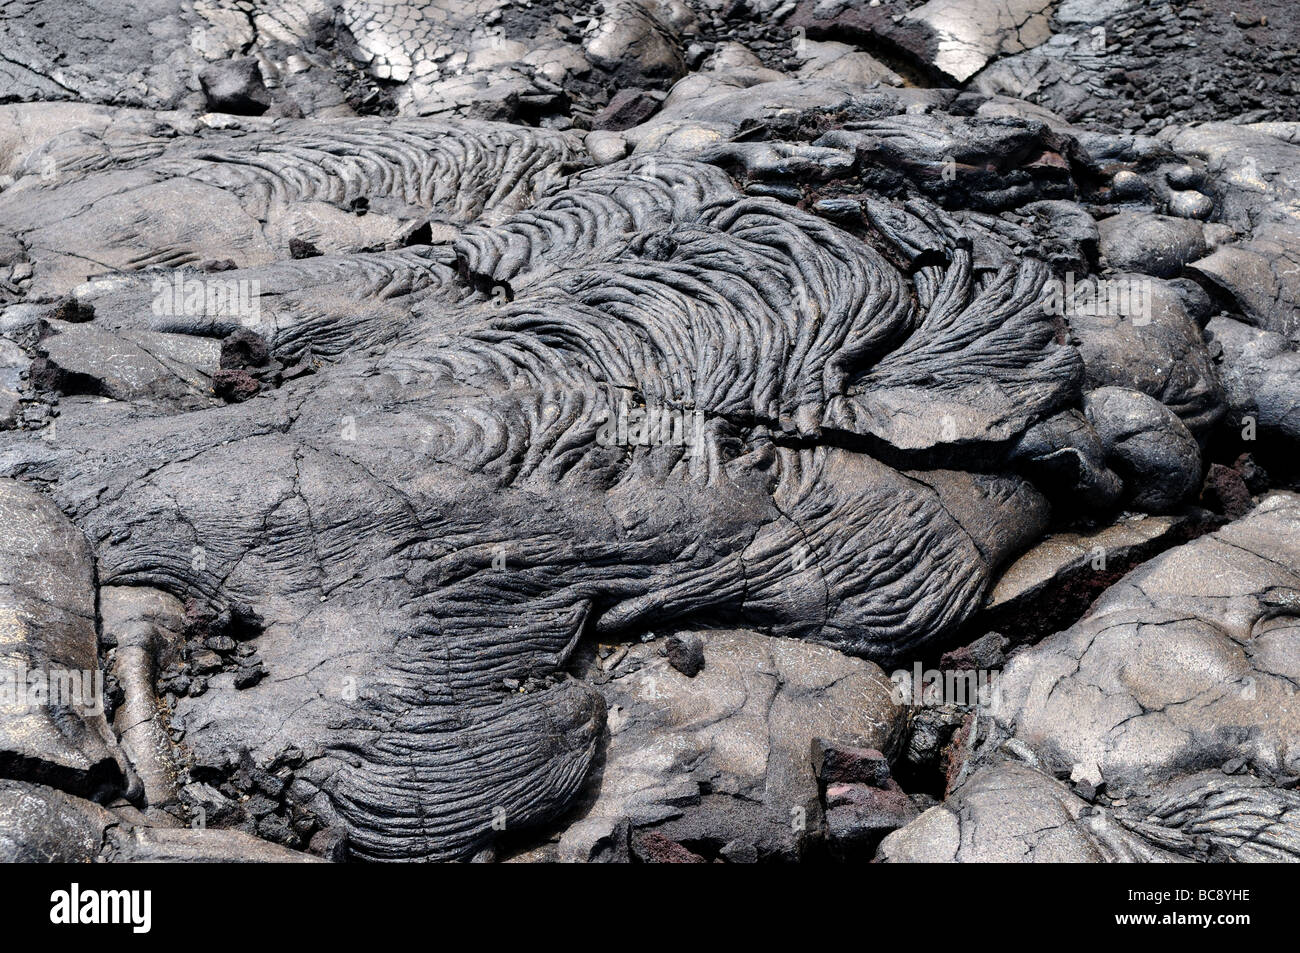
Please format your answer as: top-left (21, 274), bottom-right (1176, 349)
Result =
top-left (1, 0), bottom-right (1299, 863)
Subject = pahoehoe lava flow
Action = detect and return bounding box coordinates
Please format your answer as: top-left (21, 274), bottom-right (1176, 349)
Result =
top-left (0, 0), bottom-right (1299, 866)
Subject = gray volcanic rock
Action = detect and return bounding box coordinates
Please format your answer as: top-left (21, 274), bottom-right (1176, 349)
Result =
top-left (0, 779), bottom-right (319, 862)
top-left (796, 42), bottom-right (903, 88)
top-left (905, 0), bottom-right (1055, 82)
top-left (981, 512), bottom-right (1191, 638)
top-left (100, 586), bottom-right (189, 815)
top-left (1110, 771), bottom-right (1300, 863)
top-left (104, 823), bottom-right (323, 862)
top-left (585, 0), bottom-right (691, 87)
top-left (0, 339), bottom-right (23, 428)
top-left (199, 57), bottom-right (272, 116)
top-left (4, 0), bottom-right (1299, 867)
top-left (1168, 123), bottom-right (1300, 343)
top-left (0, 479), bottom-right (134, 799)
top-left (1083, 386), bottom-right (1202, 513)
top-left (1097, 213), bottom-right (1206, 279)
top-left (890, 494), bottom-right (1300, 863)
top-left (790, 0), bottom-right (1055, 84)
top-left (824, 780), bottom-right (918, 858)
top-left (1067, 276), bottom-right (1225, 438)
top-left (0, 779), bottom-right (116, 862)
top-left (993, 493), bottom-right (1300, 794)
top-left (0, 0), bottom-right (688, 122)
top-left (1208, 316), bottom-right (1300, 443)
top-left (0, 0), bottom-right (199, 110)
top-left (556, 629), bottom-right (905, 861)
top-left (35, 320), bottom-right (222, 409)
top-left (1009, 409), bottom-right (1123, 511)
top-left (976, 1), bottom-right (1300, 137)
top-left (884, 496), bottom-right (1300, 863)
top-left (623, 76), bottom-right (947, 157)
top-left (592, 90), bottom-right (663, 132)
top-left (0, 99), bottom-right (1086, 861)
top-left (814, 111), bottom-right (1082, 212)
top-left (877, 762), bottom-right (1182, 862)
top-left (0, 110), bottom-right (580, 299)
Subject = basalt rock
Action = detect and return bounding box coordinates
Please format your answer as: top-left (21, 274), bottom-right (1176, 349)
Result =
top-left (555, 630), bottom-right (905, 862)
top-left (1097, 213), bottom-right (1207, 279)
top-left (790, 0), bottom-right (1054, 84)
top-left (1208, 316), bottom-right (1300, 444)
top-left (1083, 386), bottom-right (1202, 513)
top-left (0, 100), bottom-right (1090, 860)
top-left (980, 511), bottom-right (1194, 643)
top-left (882, 497), bottom-right (1300, 864)
top-left (0, 779), bottom-right (320, 862)
top-left (994, 493), bottom-right (1300, 794)
top-left (199, 58), bottom-right (273, 116)
top-left (0, 479), bottom-right (135, 800)
top-left (2, 0), bottom-right (1297, 866)
top-left (877, 762), bottom-right (1183, 862)
top-left (1066, 277), bottom-right (1225, 439)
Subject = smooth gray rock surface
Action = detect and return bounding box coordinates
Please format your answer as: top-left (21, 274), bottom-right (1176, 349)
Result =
top-left (994, 493), bottom-right (1300, 793)
top-left (556, 629), bottom-right (905, 861)
top-left (1083, 386), bottom-right (1202, 513)
top-left (1068, 276), bottom-right (1225, 438)
top-left (0, 479), bottom-right (134, 799)
top-left (877, 762), bottom-right (1182, 862)
top-left (1098, 212), bottom-right (1206, 279)
top-left (1209, 316), bottom-right (1300, 443)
